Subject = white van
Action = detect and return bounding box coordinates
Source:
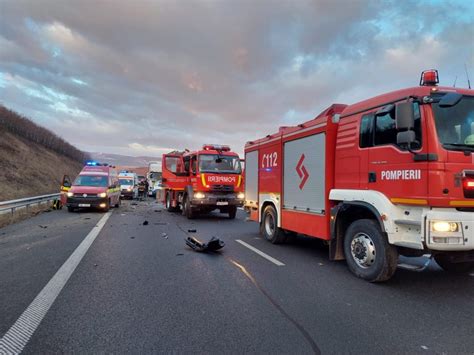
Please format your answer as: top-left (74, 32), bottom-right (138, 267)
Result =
top-left (118, 172), bottom-right (138, 199)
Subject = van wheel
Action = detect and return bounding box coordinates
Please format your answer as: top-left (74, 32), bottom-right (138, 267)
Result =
top-left (103, 200), bottom-right (110, 212)
top-left (434, 255), bottom-right (474, 273)
top-left (183, 195), bottom-right (195, 219)
top-left (67, 206), bottom-right (74, 213)
top-left (260, 205), bottom-right (285, 244)
top-left (228, 206), bottom-right (237, 219)
top-left (344, 219), bottom-right (398, 282)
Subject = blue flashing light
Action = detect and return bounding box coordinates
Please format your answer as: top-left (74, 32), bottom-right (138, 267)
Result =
top-left (86, 161), bottom-right (98, 166)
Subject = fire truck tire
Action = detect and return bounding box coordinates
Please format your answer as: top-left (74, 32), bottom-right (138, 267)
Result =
top-left (228, 206), bottom-right (237, 219)
top-left (261, 205), bottom-right (286, 244)
top-left (434, 255), bottom-right (474, 273)
top-left (183, 195), bottom-right (196, 219)
top-left (166, 191), bottom-right (176, 212)
top-left (343, 219), bottom-right (398, 282)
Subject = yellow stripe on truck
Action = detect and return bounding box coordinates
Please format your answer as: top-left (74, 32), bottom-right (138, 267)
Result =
top-left (390, 198), bottom-right (428, 205)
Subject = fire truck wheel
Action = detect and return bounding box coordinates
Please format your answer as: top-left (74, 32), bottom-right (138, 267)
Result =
top-left (228, 206), bottom-right (237, 219)
top-left (166, 191), bottom-right (175, 212)
top-left (344, 219), bottom-right (398, 282)
top-left (434, 255), bottom-right (474, 273)
top-left (183, 195), bottom-right (195, 219)
top-left (261, 205), bottom-right (285, 244)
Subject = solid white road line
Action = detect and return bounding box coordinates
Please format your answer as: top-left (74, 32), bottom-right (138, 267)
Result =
top-left (235, 239), bottom-right (285, 266)
top-left (0, 212), bottom-right (112, 355)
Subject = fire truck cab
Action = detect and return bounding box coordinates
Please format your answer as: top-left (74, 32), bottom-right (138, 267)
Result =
top-left (245, 70), bottom-right (474, 282)
top-left (162, 145), bottom-right (244, 219)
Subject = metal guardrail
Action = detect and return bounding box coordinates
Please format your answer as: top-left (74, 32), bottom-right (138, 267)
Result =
top-left (0, 193), bottom-right (60, 215)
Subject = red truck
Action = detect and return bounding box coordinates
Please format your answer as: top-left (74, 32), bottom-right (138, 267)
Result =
top-left (244, 70), bottom-right (474, 282)
top-left (161, 144), bottom-right (245, 219)
top-left (63, 162), bottom-right (121, 212)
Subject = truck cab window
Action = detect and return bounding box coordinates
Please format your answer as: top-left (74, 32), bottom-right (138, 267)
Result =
top-left (359, 114), bottom-right (374, 148)
top-left (372, 103), bottom-right (421, 149)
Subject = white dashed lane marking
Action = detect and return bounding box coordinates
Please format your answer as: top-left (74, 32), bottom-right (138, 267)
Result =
top-left (0, 212), bottom-right (112, 355)
top-left (235, 239), bottom-right (285, 266)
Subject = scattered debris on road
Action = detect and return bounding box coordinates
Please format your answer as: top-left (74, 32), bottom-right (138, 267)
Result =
top-left (130, 236), bottom-right (135, 239)
top-left (143, 221), bottom-right (149, 225)
top-left (154, 222), bottom-right (167, 225)
top-left (188, 229), bottom-right (197, 233)
top-left (176, 253), bottom-right (184, 256)
top-left (154, 210), bottom-right (161, 212)
top-left (38, 225), bottom-right (47, 229)
top-left (185, 236), bottom-right (225, 252)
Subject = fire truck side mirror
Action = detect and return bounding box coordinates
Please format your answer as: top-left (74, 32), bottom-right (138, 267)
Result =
top-left (395, 102), bottom-right (414, 130)
top-left (397, 130), bottom-right (416, 146)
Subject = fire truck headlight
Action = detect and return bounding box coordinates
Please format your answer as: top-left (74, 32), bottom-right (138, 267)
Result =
top-left (237, 192), bottom-right (245, 199)
top-left (67, 192), bottom-right (74, 197)
top-left (194, 192), bottom-right (205, 199)
top-left (431, 221), bottom-right (460, 233)
top-left (98, 192), bottom-right (107, 198)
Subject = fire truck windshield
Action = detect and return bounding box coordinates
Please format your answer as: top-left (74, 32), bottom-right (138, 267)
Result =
top-left (74, 175), bottom-right (109, 187)
top-left (433, 95), bottom-right (474, 150)
top-left (199, 154), bottom-right (241, 174)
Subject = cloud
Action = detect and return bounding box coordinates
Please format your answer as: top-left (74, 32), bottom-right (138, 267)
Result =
top-left (0, 0), bottom-right (473, 157)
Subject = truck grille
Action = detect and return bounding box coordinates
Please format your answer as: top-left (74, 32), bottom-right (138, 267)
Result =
top-left (211, 185), bottom-right (234, 192)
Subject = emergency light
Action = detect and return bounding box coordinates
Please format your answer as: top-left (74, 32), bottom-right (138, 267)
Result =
top-left (202, 144), bottom-right (231, 151)
top-left (419, 69), bottom-right (439, 86)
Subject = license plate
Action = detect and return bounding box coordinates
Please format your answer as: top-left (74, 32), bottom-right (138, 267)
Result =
top-left (216, 201), bottom-right (228, 206)
top-left (78, 204), bottom-right (90, 207)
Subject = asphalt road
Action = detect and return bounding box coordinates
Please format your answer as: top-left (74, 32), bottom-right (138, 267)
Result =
top-left (0, 199), bottom-right (473, 354)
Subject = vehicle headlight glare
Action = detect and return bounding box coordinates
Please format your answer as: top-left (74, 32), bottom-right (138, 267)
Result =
top-left (67, 192), bottom-right (74, 197)
top-left (431, 221), bottom-right (459, 233)
top-left (194, 192), bottom-right (205, 199)
top-left (237, 193), bottom-right (245, 199)
top-left (98, 192), bottom-right (107, 198)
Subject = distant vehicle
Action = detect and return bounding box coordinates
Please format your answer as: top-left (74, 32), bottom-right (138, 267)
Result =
top-left (147, 161), bottom-right (161, 196)
top-left (162, 144), bottom-right (244, 219)
top-left (150, 180), bottom-right (162, 197)
top-left (63, 162), bottom-right (121, 212)
top-left (118, 171), bottom-right (138, 199)
top-left (137, 175), bottom-right (146, 183)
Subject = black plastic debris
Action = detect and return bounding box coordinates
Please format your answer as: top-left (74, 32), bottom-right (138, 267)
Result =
top-left (187, 229), bottom-right (197, 233)
top-left (143, 221), bottom-right (149, 225)
top-left (39, 225), bottom-right (47, 229)
top-left (130, 236), bottom-right (135, 239)
top-left (154, 210), bottom-right (162, 212)
top-left (176, 253), bottom-right (184, 256)
top-left (185, 236), bottom-right (225, 252)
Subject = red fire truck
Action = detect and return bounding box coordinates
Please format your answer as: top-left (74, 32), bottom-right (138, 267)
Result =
top-left (161, 144), bottom-right (245, 219)
top-left (245, 70), bottom-right (474, 282)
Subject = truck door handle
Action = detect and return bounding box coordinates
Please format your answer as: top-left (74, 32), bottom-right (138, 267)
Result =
top-left (368, 172), bottom-right (376, 183)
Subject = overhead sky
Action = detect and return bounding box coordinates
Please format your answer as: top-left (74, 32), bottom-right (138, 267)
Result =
top-left (0, 0), bottom-right (473, 157)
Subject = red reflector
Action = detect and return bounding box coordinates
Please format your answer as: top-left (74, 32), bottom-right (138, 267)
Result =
top-left (420, 69), bottom-right (439, 86)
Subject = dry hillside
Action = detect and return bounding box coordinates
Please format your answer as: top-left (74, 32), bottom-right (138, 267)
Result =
top-left (0, 106), bottom-right (87, 201)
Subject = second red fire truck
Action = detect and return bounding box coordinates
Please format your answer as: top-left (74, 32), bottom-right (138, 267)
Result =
top-left (161, 144), bottom-right (245, 219)
top-left (245, 70), bottom-right (474, 282)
